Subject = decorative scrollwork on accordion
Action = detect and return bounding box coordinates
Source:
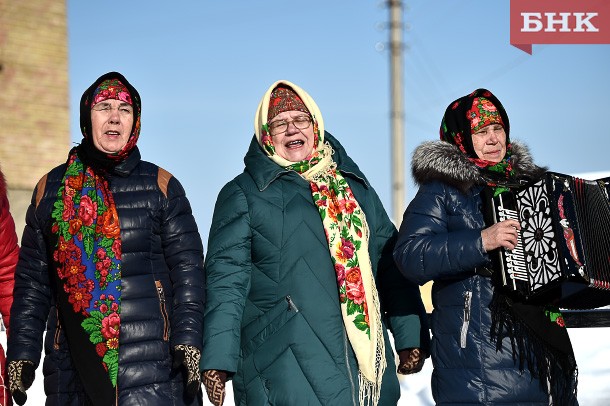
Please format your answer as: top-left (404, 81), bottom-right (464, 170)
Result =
top-left (490, 172), bottom-right (610, 309)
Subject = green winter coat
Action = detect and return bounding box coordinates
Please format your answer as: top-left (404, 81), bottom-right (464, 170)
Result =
top-left (201, 132), bottom-right (429, 406)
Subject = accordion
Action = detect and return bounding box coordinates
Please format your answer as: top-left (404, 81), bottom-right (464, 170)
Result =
top-left (490, 171), bottom-right (610, 309)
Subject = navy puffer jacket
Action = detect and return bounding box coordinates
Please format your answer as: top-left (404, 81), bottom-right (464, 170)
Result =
top-left (393, 140), bottom-right (553, 405)
top-left (201, 132), bottom-right (430, 406)
top-left (7, 147), bottom-right (205, 405)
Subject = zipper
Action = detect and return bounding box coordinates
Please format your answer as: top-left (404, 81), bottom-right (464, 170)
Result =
top-left (285, 295), bottom-right (356, 404)
top-left (285, 295), bottom-right (299, 312)
top-left (54, 307), bottom-right (61, 350)
top-left (341, 169), bottom-right (369, 188)
top-left (343, 328), bottom-right (357, 406)
top-left (460, 291), bottom-right (472, 349)
top-left (155, 280), bottom-right (170, 341)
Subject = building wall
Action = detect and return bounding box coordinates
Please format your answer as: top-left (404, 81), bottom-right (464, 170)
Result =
top-left (0, 0), bottom-right (69, 239)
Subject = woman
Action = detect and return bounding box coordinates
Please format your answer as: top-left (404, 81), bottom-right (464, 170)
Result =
top-left (0, 165), bottom-right (19, 406)
top-left (7, 72), bottom-right (205, 405)
top-left (201, 80), bottom-right (430, 406)
top-left (393, 89), bottom-right (578, 405)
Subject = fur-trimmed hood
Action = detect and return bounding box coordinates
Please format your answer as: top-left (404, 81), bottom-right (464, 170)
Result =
top-left (411, 140), bottom-right (547, 194)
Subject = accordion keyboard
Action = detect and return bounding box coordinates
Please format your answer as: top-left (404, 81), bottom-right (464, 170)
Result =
top-left (497, 206), bottom-right (529, 283)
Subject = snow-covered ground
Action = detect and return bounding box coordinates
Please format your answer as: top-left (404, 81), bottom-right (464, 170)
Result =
top-left (3, 326), bottom-right (608, 405)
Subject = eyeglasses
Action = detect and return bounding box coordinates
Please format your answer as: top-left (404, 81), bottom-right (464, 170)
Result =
top-left (268, 115), bottom-right (312, 136)
top-left (91, 102), bottom-right (134, 116)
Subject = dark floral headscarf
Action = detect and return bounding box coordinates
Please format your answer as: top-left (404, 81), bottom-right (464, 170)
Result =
top-left (80, 72), bottom-right (142, 166)
top-left (440, 89), bottom-right (514, 191)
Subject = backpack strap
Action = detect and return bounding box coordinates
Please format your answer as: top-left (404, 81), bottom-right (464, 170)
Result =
top-left (35, 174), bottom-right (48, 208)
top-left (157, 167), bottom-right (172, 198)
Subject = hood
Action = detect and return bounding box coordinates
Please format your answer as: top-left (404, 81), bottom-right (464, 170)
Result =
top-left (244, 131), bottom-right (368, 192)
top-left (411, 140), bottom-right (546, 194)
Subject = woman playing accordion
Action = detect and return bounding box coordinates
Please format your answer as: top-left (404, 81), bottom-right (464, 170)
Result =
top-left (394, 89), bottom-right (579, 405)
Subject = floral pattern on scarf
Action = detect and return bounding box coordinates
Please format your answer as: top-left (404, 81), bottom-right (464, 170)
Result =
top-left (311, 172), bottom-right (370, 334)
top-left (51, 152), bottom-right (122, 387)
top-left (91, 79), bottom-right (132, 107)
top-left (467, 97), bottom-right (504, 134)
top-left (545, 306), bottom-right (566, 327)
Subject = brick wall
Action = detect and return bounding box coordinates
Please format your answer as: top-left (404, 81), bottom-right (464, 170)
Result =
top-left (0, 0), bottom-right (69, 238)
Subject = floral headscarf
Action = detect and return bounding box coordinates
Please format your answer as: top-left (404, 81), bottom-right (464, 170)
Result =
top-left (440, 89), bottom-right (514, 193)
top-left (468, 96), bottom-right (505, 134)
top-left (254, 80), bottom-right (386, 406)
top-left (80, 73), bottom-right (142, 165)
top-left (51, 71), bottom-right (140, 404)
top-left (255, 80), bottom-right (325, 167)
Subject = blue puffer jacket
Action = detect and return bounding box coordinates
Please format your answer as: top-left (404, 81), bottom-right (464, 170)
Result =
top-left (393, 140), bottom-right (552, 405)
top-left (7, 147), bottom-right (205, 405)
top-left (201, 132), bottom-right (430, 406)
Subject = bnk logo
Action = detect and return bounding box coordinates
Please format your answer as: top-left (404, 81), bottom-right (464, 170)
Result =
top-left (521, 12), bottom-right (599, 33)
top-left (510, 0), bottom-right (610, 54)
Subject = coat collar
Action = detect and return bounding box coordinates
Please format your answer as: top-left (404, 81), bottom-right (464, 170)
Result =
top-left (411, 140), bottom-right (546, 194)
top-left (112, 146), bottom-right (141, 177)
top-left (244, 131), bottom-right (369, 191)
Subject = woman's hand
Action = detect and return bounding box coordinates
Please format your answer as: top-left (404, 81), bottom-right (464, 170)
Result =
top-left (397, 348), bottom-right (427, 375)
top-left (481, 219), bottom-right (521, 251)
top-left (203, 369), bottom-right (227, 406)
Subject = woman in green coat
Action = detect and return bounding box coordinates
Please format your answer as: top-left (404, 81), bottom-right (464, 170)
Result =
top-left (201, 80), bottom-right (430, 406)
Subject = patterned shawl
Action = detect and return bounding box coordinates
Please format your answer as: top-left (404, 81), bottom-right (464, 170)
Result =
top-left (51, 72), bottom-right (141, 405)
top-left (255, 80), bottom-right (386, 406)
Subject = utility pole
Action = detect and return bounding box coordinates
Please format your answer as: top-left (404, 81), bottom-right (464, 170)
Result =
top-left (388, 0), bottom-right (405, 226)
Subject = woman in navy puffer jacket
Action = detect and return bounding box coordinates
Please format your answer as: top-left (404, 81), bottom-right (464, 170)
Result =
top-left (393, 89), bottom-right (578, 405)
top-left (7, 72), bottom-right (205, 406)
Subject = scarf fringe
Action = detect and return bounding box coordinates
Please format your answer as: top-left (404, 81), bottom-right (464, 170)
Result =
top-left (301, 142), bottom-right (336, 182)
top-left (358, 371), bottom-right (382, 406)
top-left (358, 228), bottom-right (387, 406)
top-left (490, 293), bottom-right (578, 405)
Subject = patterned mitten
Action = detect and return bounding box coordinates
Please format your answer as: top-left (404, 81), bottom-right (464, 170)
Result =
top-left (172, 344), bottom-right (202, 399)
top-left (8, 360), bottom-right (35, 405)
top-left (203, 369), bottom-right (227, 406)
top-left (397, 348), bottom-right (427, 375)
